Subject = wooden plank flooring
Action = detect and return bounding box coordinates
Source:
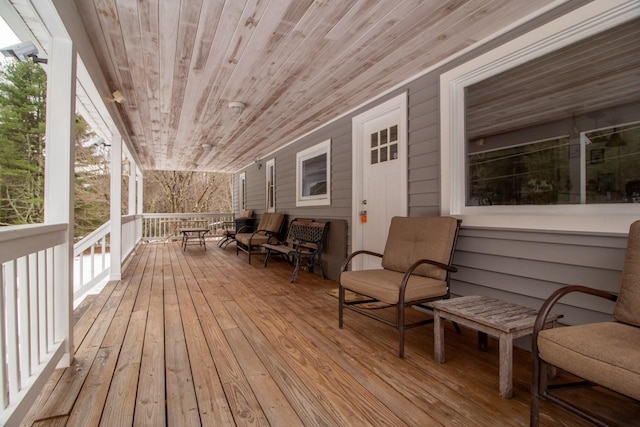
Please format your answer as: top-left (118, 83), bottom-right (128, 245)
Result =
top-left (22, 241), bottom-right (640, 426)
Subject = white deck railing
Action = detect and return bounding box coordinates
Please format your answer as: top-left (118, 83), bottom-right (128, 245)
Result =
top-left (0, 223), bottom-right (70, 426)
top-left (73, 221), bottom-right (111, 302)
top-left (0, 213), bottom-right (229, 424)
top-left (142, 212), bottom-right (232, 241)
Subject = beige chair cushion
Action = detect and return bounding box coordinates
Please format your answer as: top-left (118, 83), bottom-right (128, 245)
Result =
top-left (256, 212), bottom-right (285, 233)
top-left (614, 220), bottom-right (640, 327)
top-left (340, 269), bottom-right (448, 304)
top-left (381, 216), bottom-right (459, 280)
top-left (238, 209), bottom-right (253, 219)
top-left (537, 321), bottom-right (640, 400)
top-left (235, 233), bottom-right (269, 247)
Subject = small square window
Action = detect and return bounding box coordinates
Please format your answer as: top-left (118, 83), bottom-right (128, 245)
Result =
top-left (371, 133), bottom-right (378, 148)
top-left (296, 139), bottom-right (331, 206)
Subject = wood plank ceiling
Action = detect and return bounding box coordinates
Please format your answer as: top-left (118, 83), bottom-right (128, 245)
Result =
top-left (75, 0), bottom-right (556, 172)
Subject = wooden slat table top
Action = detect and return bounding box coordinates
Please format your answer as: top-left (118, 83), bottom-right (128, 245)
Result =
top-left (431, 295), bottom-right (562, 333)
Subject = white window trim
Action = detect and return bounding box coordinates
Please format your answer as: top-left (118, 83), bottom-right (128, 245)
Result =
top-left (238, 172), bottom-right (246, 211)
top-left (296, 139), bottom-right (331, 207)
top-left (440, 0), bottom-right (640, 234)
top-left (265, 158), bottom-right (275, 213)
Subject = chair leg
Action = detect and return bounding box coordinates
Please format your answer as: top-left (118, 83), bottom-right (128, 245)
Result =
top-left (398, 303), bottom-right (405, 358)
top-left (317, 254), bottom-right (326, 279)
top-left (530, 347), bottom-right (543, 426)
top-left (338, 286), bottom-right (345, 328)
top-left (263, 249), bottom-right (272, 268)
top-left (290, 256), bottom-right (302, 283)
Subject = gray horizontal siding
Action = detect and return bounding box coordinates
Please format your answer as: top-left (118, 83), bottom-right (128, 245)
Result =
top-left (232, 0), bottom-right (620, 334)
top-left (451, 227), bottom-right (627, 327)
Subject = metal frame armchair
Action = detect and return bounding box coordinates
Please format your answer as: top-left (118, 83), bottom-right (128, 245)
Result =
top-left (339, 216), bottom-right (461, 357)
top-left (235, 212), bottom-right (285, 264)
top-left (531, 220), bottom-right (640, 426)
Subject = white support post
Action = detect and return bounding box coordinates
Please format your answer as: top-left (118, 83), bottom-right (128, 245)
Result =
top-left (110, 132), bottom-right (122, 280)
top-left (128, 160), bottom-right (136, 215)
top-left (137, 171), bottom-right (144, 242)
top-left (137, 171), bottom-right (143, 214)
top-left (43, 36), bottom-right (76, 367)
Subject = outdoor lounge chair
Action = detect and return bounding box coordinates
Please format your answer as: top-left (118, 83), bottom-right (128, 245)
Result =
top-left (235, 212), bottom-right (285, 264)
top-left (530, 220), bottom-right (640, 426)
top-left (339, 216), bottom-right (461, 357)
top-left (214, 209), bottom-right (254, 249)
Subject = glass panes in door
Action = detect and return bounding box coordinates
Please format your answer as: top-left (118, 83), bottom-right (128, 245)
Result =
top-left (370, 125), bottom-right (398, 165)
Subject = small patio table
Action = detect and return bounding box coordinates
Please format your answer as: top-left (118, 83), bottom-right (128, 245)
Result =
top-left (179, 227), bottom-right (209, 251)
top-left (431, 295), bottom-right (561, 398)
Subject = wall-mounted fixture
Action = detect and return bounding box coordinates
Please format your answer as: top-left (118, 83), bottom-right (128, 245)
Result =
top-left (0, 41), bottom-right (47, 63)
top-left (255, 158), bottom-right (262, 169)
top-left (105, 90), bottom-right (125, 104)
top-left (201, 143), bottom-right (212, 150)
top-left (229, 101), bottom-right (246, 115)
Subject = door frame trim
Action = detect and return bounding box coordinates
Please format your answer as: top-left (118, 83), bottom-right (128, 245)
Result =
top-left (351, 92), bottom-right (408, 266)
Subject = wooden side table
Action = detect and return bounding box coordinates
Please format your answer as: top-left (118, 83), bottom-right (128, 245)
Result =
top-left (431, 295), bottom-right (561, 398)
top-left (179, 227), bottom-right (209, 251)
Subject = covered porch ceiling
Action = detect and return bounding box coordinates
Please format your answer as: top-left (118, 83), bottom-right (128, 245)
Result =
top-left (72, 0), bottom-right (559, 172)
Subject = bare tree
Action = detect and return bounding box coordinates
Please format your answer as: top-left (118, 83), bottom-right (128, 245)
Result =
top-left (143, 170), bottom-right (232, 213)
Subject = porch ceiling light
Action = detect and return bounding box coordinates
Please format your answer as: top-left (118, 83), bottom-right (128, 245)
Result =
top-left (111, 91), bottom-right (125, 103)
top-left (229, 101), bottom-right (245, 114)
top-left (201, 143), bottom-right (212, 150)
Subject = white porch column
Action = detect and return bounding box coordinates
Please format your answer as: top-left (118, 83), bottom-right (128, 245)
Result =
top-left (110, 132), bottom-right (122, 280)
top-left (137, 171), bottom-right (144, 242)
top-left (43, 36), bottom-right (76, 366)
top-left (137, 171), bottom-right (143, 214)
top-left (128, 160), bottom-right (136, 215)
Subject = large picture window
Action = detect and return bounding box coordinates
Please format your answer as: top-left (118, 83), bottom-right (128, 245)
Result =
top-left (441, 2), bottom-right (640, 233)
top-left (296, 139), bottom-right (331, 206)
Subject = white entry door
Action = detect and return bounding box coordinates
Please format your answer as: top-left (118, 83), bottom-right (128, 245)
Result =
top-left (352, 93), bottom-right (408, 270)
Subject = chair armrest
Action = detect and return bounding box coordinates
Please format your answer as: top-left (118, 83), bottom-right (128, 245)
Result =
top-left (532, 285), bottom-right (618, 354)
top-left (340, 250), bottom-right (383, 272)
top-left (399, 258), bottom-right (458, 296)
top-left (236, 225), bottom-right (253, 234)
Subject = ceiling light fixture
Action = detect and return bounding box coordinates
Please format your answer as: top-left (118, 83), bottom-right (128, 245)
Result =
top-left (201, 143), bottom-right (212, 150)
top-left (105, 90), bottom-right (125, 104)
top-left (228, 101), bottom-right (246, 114)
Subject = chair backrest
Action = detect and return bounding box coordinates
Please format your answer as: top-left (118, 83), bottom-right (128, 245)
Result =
top-left (381, 216), bottom-right (461, 280)
top-left (614, 220), bottom-right (640, 327)
top-left (283, 219), bottom-right (313, 245)
top-left (256, 212), bottom-right (285, 233)
top-left (291, 220), bottom-right (330, 252)
top-left (237, 209), bottom-right (254, 219)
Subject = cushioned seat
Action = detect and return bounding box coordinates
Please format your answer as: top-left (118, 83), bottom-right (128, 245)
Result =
top-left (339, 216), bottom-right (461, 357)
top-left (340, 269), bottom-right (447, 305)
top-left (537, 322), bottom-right (640, 401)
top-left (235, 212), bottom-right (285, 264)
top-left (531, 220), bottom-right (640, 426)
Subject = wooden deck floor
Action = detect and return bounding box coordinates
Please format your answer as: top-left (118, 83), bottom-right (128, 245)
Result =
top-left (22, 241), bottom-right (639, 426)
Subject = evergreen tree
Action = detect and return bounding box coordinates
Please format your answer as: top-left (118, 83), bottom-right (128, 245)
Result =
top-left (0, 60), bottom-right (46, 225)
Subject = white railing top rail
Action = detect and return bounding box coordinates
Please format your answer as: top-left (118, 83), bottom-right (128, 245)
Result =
top-left (0, 223), bottom-right (67, 264)
top-left (142, 212), bottom-right (231, 219)
top-left (74, 220), bottom-right (110, 256)
top-left (122, 214), bottom-right (142, 224)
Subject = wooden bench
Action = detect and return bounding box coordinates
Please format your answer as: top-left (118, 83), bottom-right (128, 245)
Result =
top-left (263, 220), bottom-right (330, 283)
